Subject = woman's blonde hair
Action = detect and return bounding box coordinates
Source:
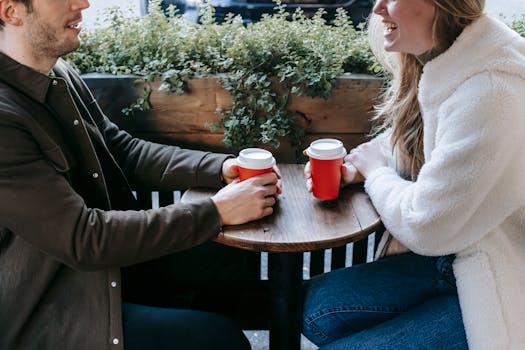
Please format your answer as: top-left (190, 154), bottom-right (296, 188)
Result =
top-left (369, 0), bottom-right (485, 180)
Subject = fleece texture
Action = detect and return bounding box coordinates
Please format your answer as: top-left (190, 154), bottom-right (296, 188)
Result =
top-left (365, 15), bottom-right (525, 350)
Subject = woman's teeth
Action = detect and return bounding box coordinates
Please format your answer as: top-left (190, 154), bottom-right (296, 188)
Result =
top-left (386, 23), bottom-right (398, 32)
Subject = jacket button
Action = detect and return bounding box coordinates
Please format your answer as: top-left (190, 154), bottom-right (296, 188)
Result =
top-left (112, 338), bottom-right (119, 345)
top-left (92, 172), bottom-right (99, 179)
top-left (110, 281), bottom-right (117, 288)
top-left (73, 119), bottom-right (80, 126)
top-left (52, 80), bottom-right (58, 86)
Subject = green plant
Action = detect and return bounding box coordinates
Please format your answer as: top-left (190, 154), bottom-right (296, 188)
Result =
top-left (65, 1), bottom-right (380, 149)
top-left (510, 15), bottom-right (525, 37)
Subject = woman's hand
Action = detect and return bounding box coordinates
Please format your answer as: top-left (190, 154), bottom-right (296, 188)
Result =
top-left (303, 153), bottom-right (364, 193)
top-left (304, 161), bottom-right (313, 192)
top-left (345, 141), bottom-right (388, 179)
top-left (341, 161), bottom-right (365, 185)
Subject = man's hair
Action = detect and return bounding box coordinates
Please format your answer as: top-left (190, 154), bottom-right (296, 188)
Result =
top-left (0, 0), bottom-right (32, 29)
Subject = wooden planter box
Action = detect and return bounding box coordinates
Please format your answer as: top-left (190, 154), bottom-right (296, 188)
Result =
top-left (83, 73), bottom-right (384, 162)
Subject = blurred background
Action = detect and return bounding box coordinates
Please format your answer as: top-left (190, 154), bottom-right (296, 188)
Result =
top-left (83, 0), bottom-right (525, 29)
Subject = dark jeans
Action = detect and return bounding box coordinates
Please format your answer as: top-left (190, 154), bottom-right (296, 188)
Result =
top-left (302, 253), bottom-right (468, 350)
top-left (121, 241), bottom-right (258, 349)
top-left (122, 302), bottom-right (251, 350)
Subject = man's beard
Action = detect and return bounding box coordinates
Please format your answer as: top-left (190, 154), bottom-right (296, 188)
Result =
top-left (25, 14), bottom-right (80, 60)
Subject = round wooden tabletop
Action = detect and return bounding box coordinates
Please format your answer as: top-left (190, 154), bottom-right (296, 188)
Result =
top-left (181, 164), bottom-right (381, 253)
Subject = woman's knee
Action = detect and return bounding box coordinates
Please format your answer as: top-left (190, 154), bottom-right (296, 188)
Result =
top-left (301, 273), bottom-right (367, 346)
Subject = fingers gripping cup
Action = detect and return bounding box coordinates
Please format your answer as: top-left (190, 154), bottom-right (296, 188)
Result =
top-left (306, 139), bottom-right (347, 200)
top-left (237, 148), bottom-right (276, 181)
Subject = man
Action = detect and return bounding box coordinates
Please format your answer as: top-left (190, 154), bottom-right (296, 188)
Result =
top-left (0, 0), bottom-right (280, 349)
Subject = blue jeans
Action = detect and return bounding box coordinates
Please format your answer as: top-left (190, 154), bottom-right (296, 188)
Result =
top-left (301, 253), bottom-right (468, 350)
top-left (122, 302), bottom-right (251, 350)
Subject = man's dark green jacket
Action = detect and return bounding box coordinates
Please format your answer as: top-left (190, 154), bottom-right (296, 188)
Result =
top-left (0, 52), bottom-right (229, 350)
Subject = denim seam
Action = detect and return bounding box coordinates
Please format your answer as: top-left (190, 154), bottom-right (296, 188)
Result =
top-left (305, 306), bottom-right (401, 325)
top-left (304, 307), bottom-right (402, 345)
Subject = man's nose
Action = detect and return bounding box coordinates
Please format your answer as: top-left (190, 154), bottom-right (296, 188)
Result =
top-left (71, 0), bottom-right (90, 11)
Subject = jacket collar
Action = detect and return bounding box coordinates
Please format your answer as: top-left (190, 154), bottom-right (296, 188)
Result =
top-left (0, 52), bottom-right (53, 104)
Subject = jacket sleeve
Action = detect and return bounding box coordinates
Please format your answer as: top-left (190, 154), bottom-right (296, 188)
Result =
top-left (0, 111), bottom-right (222, 270)
top-left (64, 60), bottom-right (232, 191)
top-left (364, 73), bottom-right (525, 256)
top-left (92, 102), bottom-right (232, 191)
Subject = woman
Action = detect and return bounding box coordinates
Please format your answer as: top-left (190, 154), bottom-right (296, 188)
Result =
top-left (302, 0), bottom-right (525, 349)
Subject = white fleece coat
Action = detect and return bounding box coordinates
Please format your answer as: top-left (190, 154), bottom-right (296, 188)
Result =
top-left (365, 15), bottom-right (525, 350)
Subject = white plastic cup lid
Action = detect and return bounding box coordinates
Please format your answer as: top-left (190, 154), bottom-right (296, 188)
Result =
top-left (306, 139), bottom-right (347, 160)
top-left (237, 148), bottom-right (276, 169)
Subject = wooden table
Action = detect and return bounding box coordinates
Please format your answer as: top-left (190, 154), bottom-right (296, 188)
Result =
top-left (181, 164), bottom-right (381, 350)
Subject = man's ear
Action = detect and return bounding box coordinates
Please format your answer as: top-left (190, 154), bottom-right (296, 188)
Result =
top-left (0, 0), bottom-right (23, 27)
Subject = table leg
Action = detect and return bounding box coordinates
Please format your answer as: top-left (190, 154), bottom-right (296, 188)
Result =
top-left (268, 252), bottom-right (303, 350)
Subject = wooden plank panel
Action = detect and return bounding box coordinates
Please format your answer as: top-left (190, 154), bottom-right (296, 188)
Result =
top-left (85, 74), bottom-right (382, 163)
top-left (146, 77), bottom-right (228, 132)
top-left (287, 74), bottom-right (383, 133)
top-left (112, 75), bottom-right (382, 135)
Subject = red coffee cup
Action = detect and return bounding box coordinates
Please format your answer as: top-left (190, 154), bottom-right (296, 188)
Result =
top-left (236, 148), bottom-right (276, 181)
top-left (306, 139), bottom-right (347, 200)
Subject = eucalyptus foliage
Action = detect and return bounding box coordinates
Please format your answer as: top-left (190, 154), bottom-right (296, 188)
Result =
top-left (510, 15), bottom-right (525, 38)
top-left (65, 0), bottom-right (379, 149)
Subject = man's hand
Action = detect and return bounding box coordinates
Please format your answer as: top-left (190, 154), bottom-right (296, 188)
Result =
top-left (222, 158), bottom-right (282, 194)
top-left (212, 171), bottom-right (280, 225)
